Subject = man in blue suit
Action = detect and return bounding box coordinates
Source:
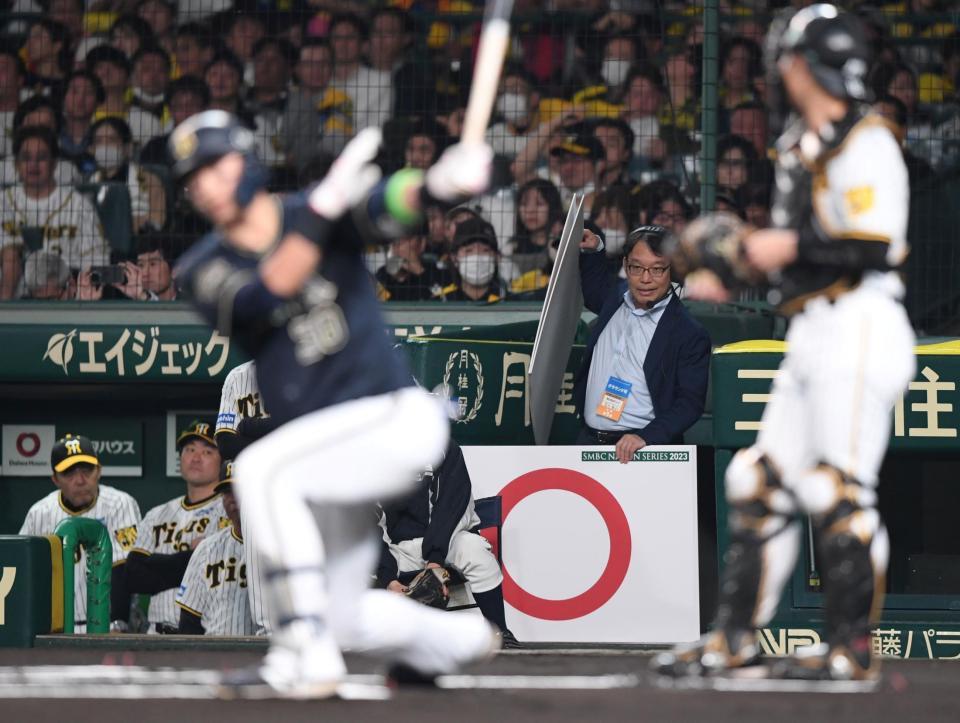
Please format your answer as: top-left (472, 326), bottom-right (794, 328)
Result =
top-left (574, 224), bottom-right (710, 462)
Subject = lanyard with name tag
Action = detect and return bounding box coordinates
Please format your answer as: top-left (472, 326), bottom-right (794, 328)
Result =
top-left (595, 375), bottom-right (632, 422)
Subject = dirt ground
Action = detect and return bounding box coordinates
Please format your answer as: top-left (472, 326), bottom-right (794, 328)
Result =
top-left (0, 646), bottom-right (956, 723)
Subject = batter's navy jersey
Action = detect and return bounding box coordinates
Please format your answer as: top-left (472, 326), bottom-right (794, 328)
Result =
top-left (175, 193), bottom-right (412, 424)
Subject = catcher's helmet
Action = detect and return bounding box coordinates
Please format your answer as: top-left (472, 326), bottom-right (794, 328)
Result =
top-left (771, 4), bottom-right (871, 101)
top-left (168, 110), bottom-right (267, 207)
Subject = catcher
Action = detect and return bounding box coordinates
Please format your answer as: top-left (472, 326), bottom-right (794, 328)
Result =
top-left (377, 438), bottom-right (518, 647)
top-left (653, 5), bottom-right (914, 682)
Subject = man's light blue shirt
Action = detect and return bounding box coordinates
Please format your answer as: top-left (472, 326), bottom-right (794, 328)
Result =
top-left (584, 290), bottom-right (672, 431)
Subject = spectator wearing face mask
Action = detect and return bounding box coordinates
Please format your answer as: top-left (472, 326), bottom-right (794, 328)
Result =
top-left (599, 34), bottom-right (641, 96)
top-left (86, 45), bottom-right (164, 150)
top-left (486, 66), bottom-right (540, 159)
top-left (87, 117), bottom-right (166, 233)
top-left (433, 217), bottom-right (504, 303)
top-left (590, 184), bottom-right (637, 274)
top-left (501, 178), bottom-right (563, 287)
top-left (129, 44), bottom-right (171, 121)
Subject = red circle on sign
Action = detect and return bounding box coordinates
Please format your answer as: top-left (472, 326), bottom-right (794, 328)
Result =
top-left (16, 432), bottom-right (41, 458)
top-left (498, 468), bottom-right (631, 621)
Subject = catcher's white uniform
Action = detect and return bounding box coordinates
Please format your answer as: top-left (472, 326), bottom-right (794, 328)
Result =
top-left (726, 110), bottom-right (915, 638)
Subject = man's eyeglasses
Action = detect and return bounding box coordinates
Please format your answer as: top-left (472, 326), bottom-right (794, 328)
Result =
top-left (625, 263), bottom-right (670, 279)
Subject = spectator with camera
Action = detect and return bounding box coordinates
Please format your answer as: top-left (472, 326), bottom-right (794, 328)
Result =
top-left (77, 231), bottom-right (180, 302)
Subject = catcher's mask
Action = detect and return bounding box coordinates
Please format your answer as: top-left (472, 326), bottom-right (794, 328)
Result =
top-left (768, 4), bottom-right (871, 103)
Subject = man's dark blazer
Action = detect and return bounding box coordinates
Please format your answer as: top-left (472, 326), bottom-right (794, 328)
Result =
top-left (573, 249), bottom-right (711, 445)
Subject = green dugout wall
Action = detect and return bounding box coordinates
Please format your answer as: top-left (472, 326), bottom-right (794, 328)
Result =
top-left (713, 340), bottom-right (960, 660)
top-left (0, 300), bottom-right (775, 537)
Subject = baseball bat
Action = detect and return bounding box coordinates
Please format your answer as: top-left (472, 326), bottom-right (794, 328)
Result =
top-left (459, 0), bottom-right (515, 145)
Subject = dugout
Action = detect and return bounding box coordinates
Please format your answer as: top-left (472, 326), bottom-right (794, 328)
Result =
top-left (0, 299), bottom-right (775, 644)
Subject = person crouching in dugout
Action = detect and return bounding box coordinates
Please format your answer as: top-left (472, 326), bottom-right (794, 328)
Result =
top-left (376, 438), bottom-right (519, 648)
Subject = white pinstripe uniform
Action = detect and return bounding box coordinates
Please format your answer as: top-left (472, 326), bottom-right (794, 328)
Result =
top-left (19, 486), bottom-right (140, 632)
top-left (0, 185), bottom-right (109, 271)
top-left (217, 360), bottom-right (271, 635)
top-left (131, 494), bottom-right (229, 629)
top-left (216, 361), bottom-right (269, 435)
top-left (176, 525), bottom-right (254, 635)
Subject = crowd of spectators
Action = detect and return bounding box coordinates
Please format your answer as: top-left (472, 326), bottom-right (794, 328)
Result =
top-left (0, 0), bottom-right (957, 302)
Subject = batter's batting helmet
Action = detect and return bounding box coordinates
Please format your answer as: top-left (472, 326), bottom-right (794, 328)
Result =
top-left (769, 4), bottom-right (871, 102)
top-left (168, 110), bottom-right (267, 207)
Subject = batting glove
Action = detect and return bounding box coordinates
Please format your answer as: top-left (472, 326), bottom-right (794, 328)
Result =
top-left (425, 142), bottom-right (493, 203)
top-left (307, 127), bottom-right (384, 219)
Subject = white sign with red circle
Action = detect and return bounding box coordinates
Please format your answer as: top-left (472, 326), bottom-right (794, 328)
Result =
top-left (463, 445), bottom-right (700, 644)
top-left (2, 425), bottom-right (56, 477)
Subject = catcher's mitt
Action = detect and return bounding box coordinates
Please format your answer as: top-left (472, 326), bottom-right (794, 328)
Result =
top-left (664, 212), bottom-right (762, 291)
top-left (406, 567), bottom-right (451, 609)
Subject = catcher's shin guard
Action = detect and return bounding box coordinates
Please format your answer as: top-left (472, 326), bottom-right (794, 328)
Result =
top-left (715, 448), bottom-right (800, 633)
top-left (807, 464), bottom-right (888, 674)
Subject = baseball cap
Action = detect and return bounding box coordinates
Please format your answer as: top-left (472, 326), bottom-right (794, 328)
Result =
top-left (176, 419), bottom-right (217, 451)
top-left (214, 459), bottom-right (234, 495)
top-left (550, 131), bottom-right (604, 161)
top-left (51, 434), bottom-right (99, 473)
top-left (452, 217), bottom-right (498, 254)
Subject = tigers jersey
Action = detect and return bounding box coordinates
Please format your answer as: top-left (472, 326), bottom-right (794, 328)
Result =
top-left (216, 361), bottom-right (269, 435)
top-left (19, 485), bottom-right (140, 628)
top-left (0, 185), bottom-right (109, 271)
top-left (131, 493), bottom-right (229, 627)
top-left (175, 525), bottom-right (254, 635)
